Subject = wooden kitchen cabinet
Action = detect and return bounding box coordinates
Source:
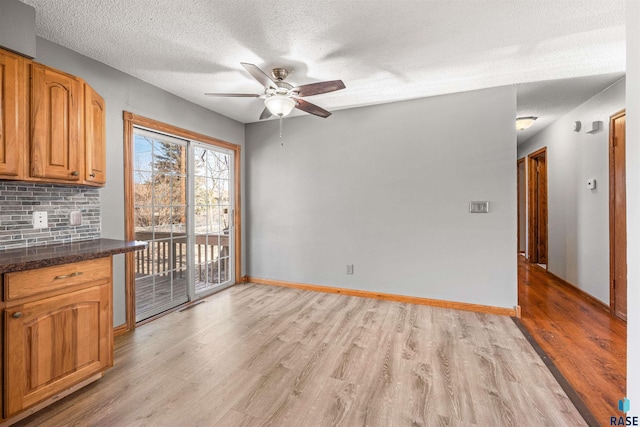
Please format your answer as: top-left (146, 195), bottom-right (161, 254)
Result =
top-left (30, 63), bottom-right (83, 182)
top-left (84, 84), bottom-right (106, 185)
top-left (2, 257), bottom-right (113, 419)
top-left (0, 49), bottom-right (28, 180)
top-left (0, 47), bottom-right (108, 187)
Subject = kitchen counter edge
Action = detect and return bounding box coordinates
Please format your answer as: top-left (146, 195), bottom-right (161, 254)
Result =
top-left (0, 239), bottom-right (147, 273)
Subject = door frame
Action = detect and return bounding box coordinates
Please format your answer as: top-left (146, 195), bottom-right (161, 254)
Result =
top-left (123, 112), bottom-right (242, 331)
top-left (517, 158), bottom-right (526, 254)
top-left (527, 147), bottom-right (548, 265)
top-left (609, 109), bottom-right (626, 320)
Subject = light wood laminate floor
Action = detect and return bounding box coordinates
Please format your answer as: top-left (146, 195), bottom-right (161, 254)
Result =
top-left (16, 284), bottom-right (585, 426)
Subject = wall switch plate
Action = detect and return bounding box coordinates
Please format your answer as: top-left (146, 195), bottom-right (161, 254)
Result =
top-left (33, 211), bottom-right (47, 229)
top-left (469, 201), bottom-right (490, 213)
top-left (587, 179), bottom-right (597, 190)
top-left (70, 210), bottom-right (82, 226)
top-left (346, 264), bottom-right (354, 275)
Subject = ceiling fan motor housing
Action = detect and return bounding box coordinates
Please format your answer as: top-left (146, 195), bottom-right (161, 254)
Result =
top-left (270, 67), bottom-right (289, 81)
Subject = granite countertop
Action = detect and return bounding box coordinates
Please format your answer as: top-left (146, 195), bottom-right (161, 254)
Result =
top-left (0, 239), bottom-right (147, 273)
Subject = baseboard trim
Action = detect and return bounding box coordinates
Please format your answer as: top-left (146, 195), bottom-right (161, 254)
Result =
top-left (543, 268), bottom-right (610, 314)
top-left (247, 277), bottom-right (517, 317)
top-left (113, 324), bottom-right (129, 337)
top-left (239, 275), bottom-right (248, 284)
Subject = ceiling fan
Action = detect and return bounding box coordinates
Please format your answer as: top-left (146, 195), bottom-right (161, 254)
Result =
top-left (205, 63), bottom-right (345, 120)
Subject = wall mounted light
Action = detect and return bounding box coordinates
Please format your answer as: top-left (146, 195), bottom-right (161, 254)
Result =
top-left (573, 121), bottom-right (582, 132)
top-left (516, 116), bottom-right (537, 131)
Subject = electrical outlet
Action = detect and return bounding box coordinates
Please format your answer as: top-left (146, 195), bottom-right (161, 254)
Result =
top-left (70, 211), bottom-right (82, 226)
top-left (33, 211), bottom-right (47, 229)
top-left (346, 264), bottom-right (354, 275)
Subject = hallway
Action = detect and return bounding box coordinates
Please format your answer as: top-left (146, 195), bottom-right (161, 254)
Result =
top-left (518, 256), bottom-right (626, 426)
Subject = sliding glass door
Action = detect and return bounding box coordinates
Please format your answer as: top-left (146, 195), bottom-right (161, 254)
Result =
top-left (132, 128), bottom-right (234, 322)
top-left (193, 143), bottom-right (234, 296)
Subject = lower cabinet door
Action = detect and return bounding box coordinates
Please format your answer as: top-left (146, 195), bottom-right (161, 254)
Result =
top-left (4, 284), bottom-right (112, 417)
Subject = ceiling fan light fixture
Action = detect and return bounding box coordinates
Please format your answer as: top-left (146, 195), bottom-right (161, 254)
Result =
top-left (516, 116), bottom-right (537, 131)
top-left (265, 95), bottom-right (296, 117)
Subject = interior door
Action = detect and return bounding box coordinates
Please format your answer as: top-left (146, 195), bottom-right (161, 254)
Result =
top-left (610, 111), bottom-right (626, 320)
top-left (192, 143), bottom-right (235, 296)
top-left (528, 147), bottom-right (548, 265)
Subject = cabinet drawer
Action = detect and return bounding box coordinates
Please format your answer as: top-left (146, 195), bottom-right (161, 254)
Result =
top-left (4, 257), bottom-right (111, 301)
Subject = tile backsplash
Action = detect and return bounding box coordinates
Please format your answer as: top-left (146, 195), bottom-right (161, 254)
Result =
top-left (0, 182), bottom-right (101, 250)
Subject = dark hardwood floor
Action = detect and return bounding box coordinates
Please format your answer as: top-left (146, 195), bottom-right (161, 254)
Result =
top-left (518, 255), bottom-right (626, 426)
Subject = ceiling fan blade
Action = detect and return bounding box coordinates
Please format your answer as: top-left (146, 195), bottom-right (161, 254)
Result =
top-left (293, 80), bottom-right (345, 97)
top-left (259, 107), bottom-right (272, 120)
top-left (204, 93), bottom-right (260, 97)
top-left (241, 62), bottom-right (277, 89)
top-left (295, 99), bottom-right (332, 118)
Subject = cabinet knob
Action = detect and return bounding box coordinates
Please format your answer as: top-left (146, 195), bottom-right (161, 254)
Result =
top-left (12, 312), bottom-right (23, 319)
top-left (89, 173), bottom-right (96, 178)
top-left (71, 171), bottom-right (79, 177)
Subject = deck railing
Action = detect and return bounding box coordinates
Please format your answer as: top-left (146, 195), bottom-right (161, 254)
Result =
top-left (134, 231), bottom-right (229, 283)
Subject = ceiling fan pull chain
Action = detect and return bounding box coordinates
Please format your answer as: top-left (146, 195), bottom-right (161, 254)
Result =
top-left (279, 115), bottom-right (284, 148)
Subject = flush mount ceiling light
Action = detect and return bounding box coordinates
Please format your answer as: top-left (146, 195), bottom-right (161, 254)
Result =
top-left (516, 116), bottom-right (537, 131)
top-left (264, 94), bottom-right (296, 117)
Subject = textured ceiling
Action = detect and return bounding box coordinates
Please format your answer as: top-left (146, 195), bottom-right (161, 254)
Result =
top-left (21, 0), bottom-right (625, 125)
top-left (517, 72), bottom-right (624, 144)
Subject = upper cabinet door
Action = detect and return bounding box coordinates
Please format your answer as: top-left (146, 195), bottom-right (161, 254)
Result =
top-left (0, 50), bottom-right (27, 179)
top-left (84, 84), bottom-right (106, 185)
top-left (30, 63), bottom-right (82, 181)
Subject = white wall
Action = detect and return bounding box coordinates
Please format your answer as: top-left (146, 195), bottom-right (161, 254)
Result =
top-left (518, 79), bottom-right (625, 304)
top-left (33, 38), bottom-right (245, 326)
top-left (246, 86), bottom-right (518, 310)
top-left (626, 0), bottom-right (639, 415)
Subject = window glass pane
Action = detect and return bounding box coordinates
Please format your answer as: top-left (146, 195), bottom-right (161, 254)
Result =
top-left (134, 135), bottom-right (153, 171)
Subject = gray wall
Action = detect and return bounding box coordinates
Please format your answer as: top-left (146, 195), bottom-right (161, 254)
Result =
top-left (518, 78), bottom-right (625, 304)
top-left (32, 37), bottom-right (245, 326)
top-left (246, 86), bottom-right (518, 309)
top-left (0, 0), bottom-right (35, 58)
